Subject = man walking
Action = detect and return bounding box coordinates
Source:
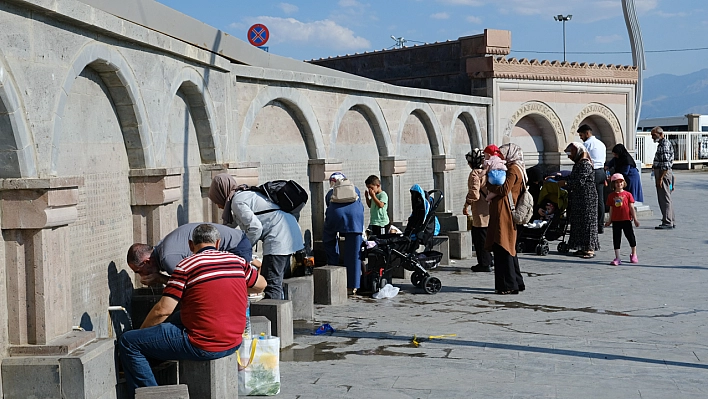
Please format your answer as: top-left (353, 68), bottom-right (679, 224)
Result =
top-left (126, 222), bottom-right (255, 286)
top-left (119, 224), bottom-right (266, 398)
top-left (578, 124), bottom-right (607, 234)
top-left (651, 126), bottom-right (675, 229)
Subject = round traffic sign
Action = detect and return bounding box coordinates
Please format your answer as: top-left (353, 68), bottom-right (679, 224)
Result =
top-left (247, 24), bottom-right (269, 47)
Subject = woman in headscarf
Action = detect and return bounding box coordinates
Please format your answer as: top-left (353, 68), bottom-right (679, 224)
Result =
top-left (606, 143), bottom-right (644, 203)
top-left (323, 172), bottom-right (365, 295)
top-left (208, 173), bottom-right (304, 299)
top-left (485, 143), bottom-right (525, 295)
top-left (463, 148), bottom-right (492, 272)
top-left (559, 142), bottom-right (600, 258)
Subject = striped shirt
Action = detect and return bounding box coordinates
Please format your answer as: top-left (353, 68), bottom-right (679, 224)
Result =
top-left (163, 247), bottom-right (258, 352)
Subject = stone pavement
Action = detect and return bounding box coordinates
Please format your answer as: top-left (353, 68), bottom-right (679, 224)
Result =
top-left (278, 170), bottom-right (708, 399)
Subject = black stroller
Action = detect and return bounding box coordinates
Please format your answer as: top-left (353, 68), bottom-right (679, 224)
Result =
top-left (361, 185), bottom-right (445, 295)
top-left (516, 180), bottom-right (571, 256)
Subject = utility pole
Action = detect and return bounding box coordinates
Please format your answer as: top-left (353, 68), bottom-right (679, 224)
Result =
top-left (554, 14), bottom-right (572, 62)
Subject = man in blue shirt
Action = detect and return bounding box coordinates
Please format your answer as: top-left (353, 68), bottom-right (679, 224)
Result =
top-left (578, 124), bottom-right (607, 234)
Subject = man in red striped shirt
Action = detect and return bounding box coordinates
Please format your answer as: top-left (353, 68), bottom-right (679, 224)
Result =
top-left (119, 224), bottom-right (266, 398)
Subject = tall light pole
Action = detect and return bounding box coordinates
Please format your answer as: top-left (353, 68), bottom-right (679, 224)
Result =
top-left (554, 14), bottom-right (572, 62)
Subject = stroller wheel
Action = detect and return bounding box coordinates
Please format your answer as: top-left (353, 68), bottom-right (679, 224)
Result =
top-left (516, 241), bottom-right (525, 254)
top-left (411, 271), bottom-right (425, 288)
top-left (557, 242), bottom-right (570, 254)
top-left (536, 243), bottom-right (550, 256)
top-left (422, 276), bottom-right (442, 294)
top-left (379, 277), bottom-right (388, 289)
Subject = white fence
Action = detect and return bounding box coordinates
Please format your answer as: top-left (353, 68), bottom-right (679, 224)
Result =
top-left (636, 131), bottom-right (708, 168)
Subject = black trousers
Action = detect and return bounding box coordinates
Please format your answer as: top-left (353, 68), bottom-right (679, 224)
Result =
top-left (492, 243), bottom-right (524, 292)
top-left (612, 220), bottom-right (637, 249)
top-left (594, 168), bottom-right (607, 232)
top-left (471, 226), bottom-right (492, 267)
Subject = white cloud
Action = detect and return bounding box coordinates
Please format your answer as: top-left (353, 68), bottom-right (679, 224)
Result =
top-left (438, 0), bottom-right (484, 5)
top-left (339, 0), bottom-right (363, 7)
top-left (277, 3), bottom-right (298, 14)
top-left (232, 16), bottom-right (371, 51)
top-left (654, 11), bottom-right (688, 18)
top-left (635, 0), bottom-right (659, 14)
top-left (466, 15), bottom-right (482, 24)
top-left (595, 34), bottom-right (622, 43)
top-left (431, 12), bottom-right (450, 19)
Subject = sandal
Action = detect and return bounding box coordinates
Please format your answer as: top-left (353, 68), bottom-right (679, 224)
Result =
top-left (581, 252), bottom-right (596, 259)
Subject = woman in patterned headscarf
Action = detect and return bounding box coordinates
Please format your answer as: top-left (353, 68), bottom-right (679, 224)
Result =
top-left (464, 148), bottom-right (492, 272)
top-left (559, 142), bottom-right (600, 258)
top-left (485, 143), bottom-right (526, 295)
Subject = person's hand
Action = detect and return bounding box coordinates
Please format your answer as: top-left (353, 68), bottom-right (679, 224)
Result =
top-left (140, 272), bottom-right (164, 287)
top-left (538, 208), bottom-right (545, 216)
top-left (364, 190), bottom-right (370, 199)
top-left (604, 221), bottom-right (611, 227)
top-left (462, 206), bottom-right (469, 216)
top-left (634, 219), bottom-right (640, 227)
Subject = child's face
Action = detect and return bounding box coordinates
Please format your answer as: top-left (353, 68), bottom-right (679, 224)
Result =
top-left (614, 180), bottom-right (625, 191)
top-left (545, 203), bottom-right (555, 213)
top-left (366, 183), bottom-right (381, 193)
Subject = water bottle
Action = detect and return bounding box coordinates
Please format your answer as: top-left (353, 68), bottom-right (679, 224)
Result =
top-left (243, 298), bottom-right (252, 340)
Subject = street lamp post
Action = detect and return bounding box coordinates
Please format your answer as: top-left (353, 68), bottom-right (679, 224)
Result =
top-left (554, 14), bottom-right (572, 62)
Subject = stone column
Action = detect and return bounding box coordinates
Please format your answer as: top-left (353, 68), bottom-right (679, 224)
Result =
top-left (433, 155), bottom-right (456, 213)
top-left (1, 177), bottom-right (82, 345)
top-left (129, 168), bottom-right (182, 246)
top-left (687, 113), bottom-right (701, 132)
top-left (199, 163), bottom-right (261, 224)
top-left (380, 156), bottom-right (407, 223)
top-left (308, 159), bottom-right (342, 242)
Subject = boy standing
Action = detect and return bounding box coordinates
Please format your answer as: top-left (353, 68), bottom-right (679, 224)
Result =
top-left (364, 175), bottom-right (389, 236)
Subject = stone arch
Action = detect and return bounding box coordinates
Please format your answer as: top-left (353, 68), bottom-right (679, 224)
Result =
top-left (396, 102), bottom-right (444, 156)
top-left (0, 52), bottom-right (37, 177)
top-left (571, 103), bottom-right (623, 148)
top-left (504, 101), bottom-right (563, 152)
top-left (329, 95), bottom-right (392, 158)
top-left (166, 67), bottom-right (220, 164)
top-left (449, 107), bottom-right (484, 150)
top-left (52, 43), bottom-right (153, 175)
top-left (239, 86), bottom-right (325, 161)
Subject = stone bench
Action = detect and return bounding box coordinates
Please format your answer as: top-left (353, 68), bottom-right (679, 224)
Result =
top-left (283, 276), bottom-right (314, 321)
top-left (250, 315), bottom-right (272, 338)
top-left (431, 236), bottom-right (450, 266)
top-left (179, 353), bottom-right (238, 399)
top-left (447, 230), bottom-right (473, 260)
top-left (250, 299), bottom-right (293, 348)
top-left (313, 265), bottom-right (347, 305)
top-left (136, 384), bottom-right (190, 399)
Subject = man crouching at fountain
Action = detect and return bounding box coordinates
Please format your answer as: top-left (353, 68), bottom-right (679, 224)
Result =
top-left (119, 223), bottom-right (266, 398)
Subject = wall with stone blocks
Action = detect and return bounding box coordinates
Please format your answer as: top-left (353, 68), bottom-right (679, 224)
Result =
top-left (0, 0), bottom-right (491, 360)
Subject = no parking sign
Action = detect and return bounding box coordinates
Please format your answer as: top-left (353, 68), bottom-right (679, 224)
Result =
top-left (247, 24), bottom-right (269, 47)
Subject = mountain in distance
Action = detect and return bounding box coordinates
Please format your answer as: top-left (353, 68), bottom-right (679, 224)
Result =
top-left (641, 68), bottom-right (708, 119)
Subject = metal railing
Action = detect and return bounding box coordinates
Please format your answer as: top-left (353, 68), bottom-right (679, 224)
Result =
top-left (636, 131), bottom-right (708, 168)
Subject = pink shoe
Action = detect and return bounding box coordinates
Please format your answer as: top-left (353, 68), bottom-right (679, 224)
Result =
top-left (610, 258), bottom-right (621, 266)
top-left (630, 254), bottom-right (638, 263)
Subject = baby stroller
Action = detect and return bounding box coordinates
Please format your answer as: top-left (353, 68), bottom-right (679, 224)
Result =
top-left (516, 180), bottom-right (571, 256)
top-left (361, 185), bottom-right (445, 295)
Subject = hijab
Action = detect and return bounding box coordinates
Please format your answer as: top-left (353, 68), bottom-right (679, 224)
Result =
top-left (208, 173), bottom-right (240, 225)
top-left (565, 142), bottom-right (590, 164)
top-left (611, 143), bottom-right (637, 169)
top-left (499, 143), bottom-right (527, 180)
top-left (465, 148), bottom-right (485, 169)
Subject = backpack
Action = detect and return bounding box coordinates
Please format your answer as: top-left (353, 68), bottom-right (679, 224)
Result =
top-left (249, 180), bottom-right (309, 214)
top-left (507, 165), bottom-right (534, 225)
top-left (330, 179), bottom-right (358, 203)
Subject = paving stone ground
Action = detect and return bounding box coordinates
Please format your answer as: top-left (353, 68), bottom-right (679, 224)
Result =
top-left (278, 170), bottom-right (708, 399)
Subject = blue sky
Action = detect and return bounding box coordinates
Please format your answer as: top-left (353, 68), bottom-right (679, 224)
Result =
top-left (156, 0), bottom-right (707, 78)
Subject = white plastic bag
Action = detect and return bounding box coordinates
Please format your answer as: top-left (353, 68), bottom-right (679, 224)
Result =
top-left (372, 284), bottom-right (400, 299)
top-left (237, 336), bottom-right (281, 396)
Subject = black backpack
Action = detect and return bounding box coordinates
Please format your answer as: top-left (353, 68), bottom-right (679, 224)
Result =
top-left (249, 180), bottom-right (309, 214)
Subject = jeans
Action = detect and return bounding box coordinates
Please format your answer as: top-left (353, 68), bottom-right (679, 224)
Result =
top-left (261, 254), bottom-right (291, 299)
top-left (118, 312), bottom-right (237, 398)
top-left (323, 233), bottom-right (363, 289)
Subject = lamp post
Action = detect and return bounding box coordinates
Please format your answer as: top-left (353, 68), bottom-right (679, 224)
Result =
top-left (553, 14), bottom-right (572, 62)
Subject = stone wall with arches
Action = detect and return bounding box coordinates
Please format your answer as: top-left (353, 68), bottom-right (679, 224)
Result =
top-left (0, 0), bottom-right (490, 372)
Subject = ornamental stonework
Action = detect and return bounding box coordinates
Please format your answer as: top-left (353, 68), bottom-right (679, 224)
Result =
top-left (504, 101), bottom-right (564, 139)
top-left (467, 57), bottom-right (638, 84)
top-left (571, 103), bottom-right (623, 140)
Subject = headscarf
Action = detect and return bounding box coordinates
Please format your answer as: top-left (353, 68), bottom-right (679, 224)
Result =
top-left (565, 142), bottom-right (590, 164)
top-left (465, 148), bottom-right (484, 169)
top-left (499, 143), bottom-right (527, 179)
top-left (329, 172), bottom-right (346, 188)
top-left (611, 143), bottom-right (637, 169)
top-left (483, 144), bottom-right (502, 158)
top-left (208, 173), bottom-right (240, 225)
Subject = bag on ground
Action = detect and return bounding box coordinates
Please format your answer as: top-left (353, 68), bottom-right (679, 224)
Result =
top-left (508, 165), bottom-right (534, 225)
top-left (331, 178), bottom-right (358, 203)
top-left (250, 180), bottom-right (308, 213)
top-left (237, 336), bottom-right (281, 396)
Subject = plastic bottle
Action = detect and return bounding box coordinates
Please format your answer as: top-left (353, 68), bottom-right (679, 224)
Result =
top-left (243, 298), bottom-right (252, 340)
